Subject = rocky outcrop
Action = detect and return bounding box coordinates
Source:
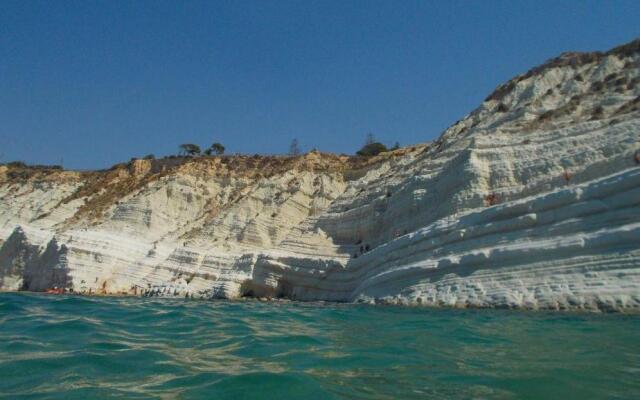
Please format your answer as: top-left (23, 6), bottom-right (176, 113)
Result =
top-left (1, 38), bottom-right (639, 310)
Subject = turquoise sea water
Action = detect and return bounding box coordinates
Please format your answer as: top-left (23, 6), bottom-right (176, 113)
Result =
top-left (0, 293), bottom-right (638, 399)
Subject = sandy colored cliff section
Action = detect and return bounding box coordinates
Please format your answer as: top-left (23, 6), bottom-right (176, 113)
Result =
top-left (1, 38), bottom-right (639, 311)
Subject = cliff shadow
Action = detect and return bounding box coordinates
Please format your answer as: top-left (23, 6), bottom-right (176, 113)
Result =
top-left (0, 227), bottom-right (38, 290)
top-left (21, 238), bottom-right (72, 292)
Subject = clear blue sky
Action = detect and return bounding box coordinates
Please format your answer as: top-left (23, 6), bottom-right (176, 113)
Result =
top-left (1, 0), bottom-right (639, 169)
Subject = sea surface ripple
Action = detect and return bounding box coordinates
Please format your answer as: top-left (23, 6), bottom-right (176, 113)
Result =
top-left (0, 293), bottom-right (639, 399)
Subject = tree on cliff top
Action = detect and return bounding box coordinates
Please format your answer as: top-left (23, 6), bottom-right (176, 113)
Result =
top-left (179, 144), bottom-right (201, 156)
top-left (211, 142), bottom-right (225, 155)
top-left (356, 142), bottom-right (387, 157)
top-left (289, 138), bottom-right (301, 156)
top-left (204, 142), bottom-right (225, 156)
top-left (356, 133), bottom-right (387, 157)
top-left (365, 132), bottom-right (375, 145)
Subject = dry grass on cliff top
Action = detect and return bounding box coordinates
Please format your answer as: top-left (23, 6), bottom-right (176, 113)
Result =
top-left (4, 146), bottom-right (425, 226)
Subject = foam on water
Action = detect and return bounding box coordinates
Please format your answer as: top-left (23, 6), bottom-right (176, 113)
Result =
top-left (0, 293), bottom-right (638, 399)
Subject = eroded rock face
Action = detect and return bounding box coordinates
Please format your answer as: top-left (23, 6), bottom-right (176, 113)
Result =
top-left (1, 39), bottom-right (639, 310)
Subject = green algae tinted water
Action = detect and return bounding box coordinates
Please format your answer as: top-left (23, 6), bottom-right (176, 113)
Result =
top-left (0, 293), bottom-right (638, 400)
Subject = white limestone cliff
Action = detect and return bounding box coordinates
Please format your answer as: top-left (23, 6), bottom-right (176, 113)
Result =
top-left (1, 39), bottom-right (639, 311)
